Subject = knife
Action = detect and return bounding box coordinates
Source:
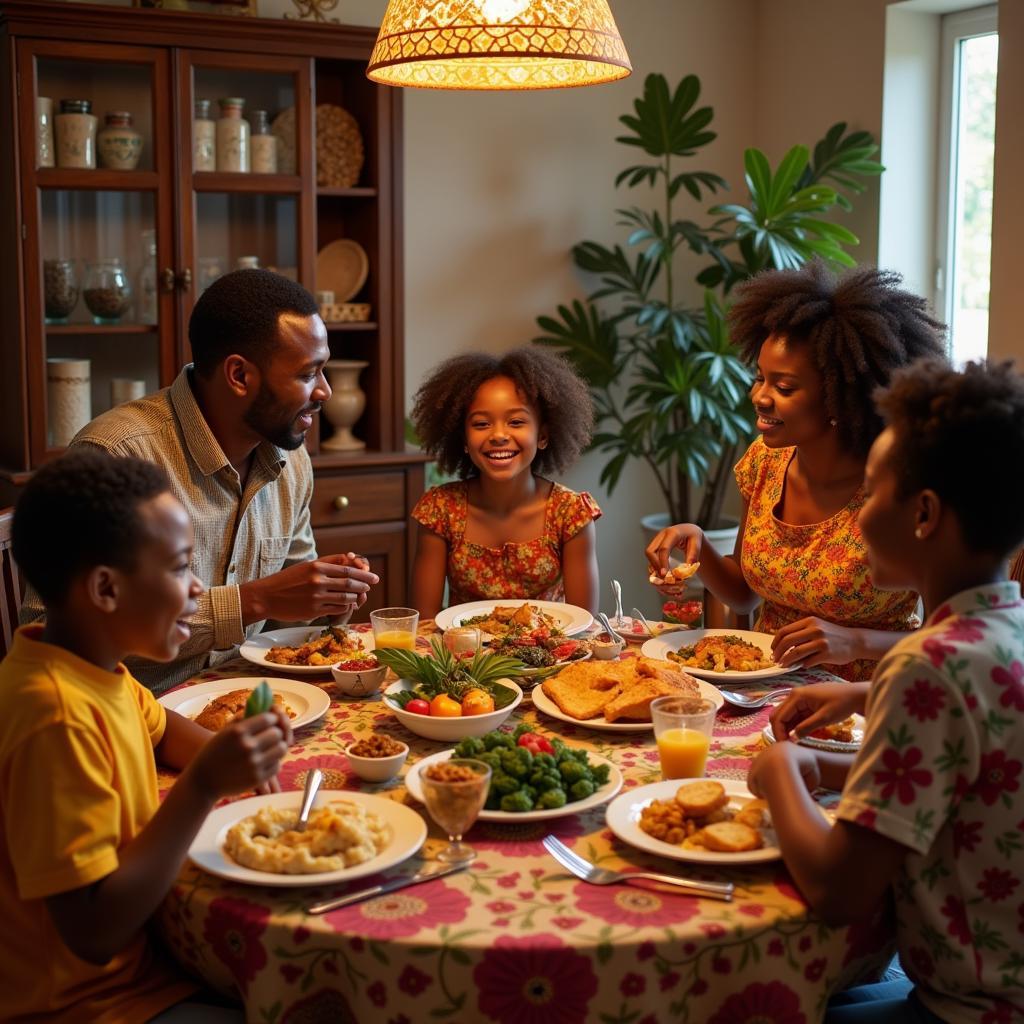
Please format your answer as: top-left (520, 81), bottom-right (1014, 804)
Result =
top-left (306, 861), bottom-right (469, 914)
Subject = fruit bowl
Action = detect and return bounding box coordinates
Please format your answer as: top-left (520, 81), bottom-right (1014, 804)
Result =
top-left (382, 679), bottom-right (523, 741)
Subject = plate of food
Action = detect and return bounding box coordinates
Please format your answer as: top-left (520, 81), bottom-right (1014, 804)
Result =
top-left (531, 657), bottom-right (723, 732)
top-left (607, 778), bottom-right (805, 865)
top-left (405, 743), bottom-right (623, 823)
top-left (642, 628), bottom-right (796, 681)
top-left (434, 600), bottom-right (592, 639)
top-left (158, 677), bottom-right (331, 732)
top-left (240, 626), bottom-right (370, 674)
top-left (188, 790), bottom-right (427, 887)
top-left (487, 632), bottom-right (592, 680)
top-left (762, 713), bottom-right (866, 753)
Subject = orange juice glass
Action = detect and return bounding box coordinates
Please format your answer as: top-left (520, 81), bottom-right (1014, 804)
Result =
top-left (370, 607), bottom-right (419, 651)
top-left (650, 696), bottom-right (717, 780)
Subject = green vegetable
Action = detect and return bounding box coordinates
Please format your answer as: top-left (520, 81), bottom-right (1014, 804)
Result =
top-left (244, 680), bottom-right (273, 718)
top-left (570, 779), bottom-right (596, 800)
top-left (491, 772), bottom-right (520, 795)
top-left (591, 763), bottom-right (611, 786)
top-left (499, 747), bottom-right (532, 780)
top-left (532, 752), bottom-right (556, 772)
top-left (530, 769), bottom-right (563, 793)
top-left (479, 751), bottom-right (502, 772)
top-left (537, 788), bottom-right (568, 810)
top-left (513, 723), bottom-right (535, 740)
top-left (501, 790), bottom-right (535, 812)
top-left (484, 732), bottom-right (515, 751)
top-left (559, 760), bottom-right (587, 784)
top-left (454, 736), bottom-right (486, 758)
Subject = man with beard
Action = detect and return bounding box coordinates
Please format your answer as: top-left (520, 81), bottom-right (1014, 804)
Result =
top-left (21, 270), bottom-right (379, 692)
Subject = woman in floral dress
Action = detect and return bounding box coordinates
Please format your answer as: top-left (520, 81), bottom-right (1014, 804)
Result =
top-left (409, 348), bottom-right (600, 618)
top-left (749, 358), bottom-right (1024, 1023)
top-left (646, 262), bottom-right (946, 679)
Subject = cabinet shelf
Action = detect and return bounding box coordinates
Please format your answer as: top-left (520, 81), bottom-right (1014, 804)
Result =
top-left (193, 171), bottom-right (302, 194)
top-left (35, 168), bottom-right (160, 191)
top-left (45, 323), bottom-right (157, 335)
top-left (317, 186), bottom-right (377, 198)
top-left (325, 321), bottom-right (377, 331)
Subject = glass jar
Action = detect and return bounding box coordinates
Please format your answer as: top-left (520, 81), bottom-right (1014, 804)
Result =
top-left (43, 258), bottom-right (78, 323)
top-left (137, 230), bottom-right (158, 324)
top-left (83, 259), bottom-right (132, 324)
top-left (198, 255), bottom-right (224, 292)
top-left (248, 109), bottom-right (277, 174)
top-left (193, 98), bottom-right (216, 172)
top-left (216, 97), bottom-right (249, 173)
top-left (36, 96), bottom-right (55, 168)
top-left (97, 111), bottom-right (143, 171)
top-left (55, 98), bottom-right (97, 169)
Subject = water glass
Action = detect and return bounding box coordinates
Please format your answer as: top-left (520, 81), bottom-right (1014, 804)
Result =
top-left (419, 759), bottom-right (491, 864)
top-left (370, 607), bottom-right (419, 650)
top-left (650, 695), bottom-right (717, 779)
top-left (443, 626), bottom-right (481, 657)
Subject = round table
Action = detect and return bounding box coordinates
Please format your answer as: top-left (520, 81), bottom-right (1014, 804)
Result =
top-left (158, 628), bottom-right (892, 1024)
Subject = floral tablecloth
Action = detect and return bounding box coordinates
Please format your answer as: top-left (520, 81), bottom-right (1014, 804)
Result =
top-left (158, 626), bottom-right (891, 1024)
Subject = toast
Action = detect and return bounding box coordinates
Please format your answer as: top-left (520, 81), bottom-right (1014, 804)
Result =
top-left (675, 780), bottom-right (728, 817)
top-left (699, 821), bottom-right (763, 853)
top-left (540, 661), bottom-right (632, 720)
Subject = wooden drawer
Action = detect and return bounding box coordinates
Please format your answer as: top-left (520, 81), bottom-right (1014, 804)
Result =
top-left (311, 471), bottom-right (405, 527)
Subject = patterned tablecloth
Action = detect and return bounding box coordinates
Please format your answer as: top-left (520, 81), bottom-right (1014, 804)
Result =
top-left (158, 625), bottom-right (891, 1024)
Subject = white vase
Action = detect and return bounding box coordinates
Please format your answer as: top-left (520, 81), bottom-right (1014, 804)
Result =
top-left (320, 360), bottom-right (368, 451)
top-left (47, 358), bottom-right (91, 447)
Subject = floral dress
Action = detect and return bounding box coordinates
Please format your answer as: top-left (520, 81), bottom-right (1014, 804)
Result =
top-left (837, 581), bottom-right (1024, 1024)
top-left (411, 480), bottom-right (601, 606)
top-left (735, 438), bottom-right (919, 680)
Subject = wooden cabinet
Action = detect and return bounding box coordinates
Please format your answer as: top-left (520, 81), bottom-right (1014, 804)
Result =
top-left (0, 1), bottom-right (427, 610)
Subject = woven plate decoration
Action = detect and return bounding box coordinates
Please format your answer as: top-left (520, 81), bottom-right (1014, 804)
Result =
top-left (270, 107), bottom-right (297, 175)
top-left (316, 104), bottom-right (364, 188)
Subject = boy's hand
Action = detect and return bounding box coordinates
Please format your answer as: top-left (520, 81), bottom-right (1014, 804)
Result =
top-left (748, 741), bottom-right (820, 799)
top-left (770, 682), bottom-right (869, 741)
top-left (185, 708), bottom-right (292, 801)
top-left (241, 553), bottom-right (379, 622)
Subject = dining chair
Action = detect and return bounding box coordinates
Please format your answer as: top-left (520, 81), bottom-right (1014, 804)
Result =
top-left (0, 507), bottom-right (21, 659)
top-left (1010, 547), bottom-right (1024, 591)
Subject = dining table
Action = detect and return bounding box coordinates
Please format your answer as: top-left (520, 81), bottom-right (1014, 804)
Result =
top-left (157, 621), bottom-right (893, 1024)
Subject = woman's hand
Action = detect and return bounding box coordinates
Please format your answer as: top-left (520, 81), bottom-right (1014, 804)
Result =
top-left (645, 523), bottom-right (703, 575)
top-left (747, 741), bottom-right (821, 799)
top-left (769, 682), bottom-right (869, 741)
top-left (771, 617), bottom-right (862, 668)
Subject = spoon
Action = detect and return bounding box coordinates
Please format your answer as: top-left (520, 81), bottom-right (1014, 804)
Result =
top-left (610, 579), bottom-right (627, 628)
top-left (295, 768), bottom-right (323, 832)
top-left (717, 687), bottom-right (792, 710)
top-left (631, 607), bottom-right (655, 636)
top-left (596, 612), bottom-right (625, 646)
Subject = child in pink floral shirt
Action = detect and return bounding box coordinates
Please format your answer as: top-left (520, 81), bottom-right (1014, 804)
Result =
top-left (749, 359), bottom-right (1024, 1023)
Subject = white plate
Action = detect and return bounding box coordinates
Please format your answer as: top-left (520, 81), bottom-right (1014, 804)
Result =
top-left (405, 748), bottom-right (623, 822)
top-left (435, 600), bottom-right (593, 638)
top-left (530, 677), bottom-right (724, 732)
top-left (641, 628), bottom-right (798, 682)
top-left (189, 790), bottom-right (427, 887)
top-left (763, 713), bottom-right (865, 753)
top-left (158, 677), bottom-right (331, 732)
top-left (606, 778), bottom-right (790, 865)
top-left (239, 626), bottom-right (371, 675)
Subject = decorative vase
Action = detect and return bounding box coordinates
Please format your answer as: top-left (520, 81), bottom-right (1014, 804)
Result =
top-left (320, 359), bottom-right (368, 451)
top-left (47, 358), bottom-right (91, 447)
top-left (97, 111), bottom-right (143, 171)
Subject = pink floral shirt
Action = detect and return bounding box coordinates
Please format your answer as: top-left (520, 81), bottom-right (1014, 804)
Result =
top-left (411, 480), bottom-right (601, 607)
top-left (837, 581), bottom-right (1024, 1024)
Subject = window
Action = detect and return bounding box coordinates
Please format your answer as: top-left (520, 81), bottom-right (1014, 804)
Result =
top-left (935, 5), bottom-right (998, 365)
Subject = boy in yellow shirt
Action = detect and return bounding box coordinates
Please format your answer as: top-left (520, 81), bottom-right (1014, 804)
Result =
top-left (0, 449), bottom-right (292, 1023)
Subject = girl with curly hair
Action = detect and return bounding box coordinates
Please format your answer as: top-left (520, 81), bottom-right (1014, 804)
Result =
top-left (646, 262), bottom-right (946, 679)
top-left (409, 348), bottom-right (601, 617)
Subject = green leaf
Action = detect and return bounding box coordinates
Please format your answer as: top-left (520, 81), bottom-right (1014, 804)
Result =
top-left (244, 680), bottom-right (273, 718)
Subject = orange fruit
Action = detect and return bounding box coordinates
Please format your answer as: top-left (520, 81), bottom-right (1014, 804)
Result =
top-left (461, 688), bottom-right (495, 716)
top-left (429, 693), bottom-right (463, 718)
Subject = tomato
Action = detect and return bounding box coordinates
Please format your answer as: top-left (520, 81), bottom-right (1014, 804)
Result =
top-left (662, 600), bottom-right (703, 625)
top-left (405, 698), bottom-right (431, 715)
top-left (550, 641), bottom-right (578, 661)
top-left (517, 732), bottom-right (554, 755)
top-left (429, 693), bottom-right (463, 717)
top-left (461, 688), bottom-right (495, 716)
top-left (530, 626), bottom-right (551, 641)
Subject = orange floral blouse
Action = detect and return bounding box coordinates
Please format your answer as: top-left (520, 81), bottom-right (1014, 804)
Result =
top-left (735, 438), bottom-right (919, 681)
top-left (411, 480), bottom-right (601, 607)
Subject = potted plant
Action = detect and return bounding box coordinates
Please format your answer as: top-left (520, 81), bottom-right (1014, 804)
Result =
top-left (535, 73), bottom-right (883, 544)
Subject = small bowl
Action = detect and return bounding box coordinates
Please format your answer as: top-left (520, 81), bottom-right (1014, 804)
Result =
top-left (331, 660), bottom-right (388, 697)
top-left (344, 739), bottom-right (409, 782)
top-left (383, 679), bottom-right (523, 741)
top-left (591, 634), bottom-right (625, 660)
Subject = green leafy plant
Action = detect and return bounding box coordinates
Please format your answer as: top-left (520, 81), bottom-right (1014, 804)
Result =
top-left (535, 74), bottom-right (883, 527)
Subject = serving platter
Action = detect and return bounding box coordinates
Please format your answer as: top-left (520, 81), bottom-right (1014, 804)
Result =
top-left (159, 677), bottom-right (330, 732)
top-left (240, 626), bottom-right (371, 675)
top-left (642, 628), bottom-right (799, 682)
top-left (189, 790), bottom-right (427, 887)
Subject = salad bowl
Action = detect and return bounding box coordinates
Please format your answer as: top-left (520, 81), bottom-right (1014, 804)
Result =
top-left (383, 679), bottom-right (523, 741)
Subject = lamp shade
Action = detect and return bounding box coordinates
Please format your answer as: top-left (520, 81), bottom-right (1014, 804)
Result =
top-left (366, 0), bottom-right (631, 91)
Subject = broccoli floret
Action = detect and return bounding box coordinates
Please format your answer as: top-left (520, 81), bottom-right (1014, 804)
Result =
top-left (550, 739), bottom-right (567, 759)
top-left (500, 790), bottom-right (535, 812)
top-left (591, 763), bottom-right (611, 786)
top-left (569, 779), bottom-right (596, 801)
top-left (454, 736), bottom-right (486, 758)
top-left (532, 752), bottom-right (556, 772)
top-left (529, 769), bottom-right (562, 793)
top-left (536, 788), bottom-right (567, 810)
top-left (559, 760), bottom-right (587, 784)
top-left (491, 772), bottom-right (520, 795)
top-left (484, 731), bottom-right (515, 751)
top-left (500, 747), bottom-right (532, 779)
top-left (514, 723), bottom-right (535, 740)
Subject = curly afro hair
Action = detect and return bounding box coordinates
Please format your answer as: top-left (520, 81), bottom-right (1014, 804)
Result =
top-left (728, 261), bottom-right (947, 455)
top-left (410, 347), bottom-right (594, 479)
top-left (13, 448), bottom-right (172, 604)
top-left (189, 269), bottom-right (319, 378)
top-left (875, 359), bottom-right (1024, 557)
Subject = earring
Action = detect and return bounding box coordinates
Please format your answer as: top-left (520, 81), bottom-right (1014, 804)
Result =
top-left (915, 527), bottom-right (924, 539)
top-left (829, 418), bottom-right (837, 427)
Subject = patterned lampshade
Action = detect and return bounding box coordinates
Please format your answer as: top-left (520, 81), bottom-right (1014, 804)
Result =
top-left (366, 0), bottom-right (631, 91)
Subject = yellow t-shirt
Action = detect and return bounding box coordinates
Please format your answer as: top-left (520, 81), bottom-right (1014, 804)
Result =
top-left (0, 625), bottom-right (196, 1023)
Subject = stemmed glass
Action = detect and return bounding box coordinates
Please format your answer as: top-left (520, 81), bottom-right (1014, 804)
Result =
top-left (419, 759), bottom-right (491, 864)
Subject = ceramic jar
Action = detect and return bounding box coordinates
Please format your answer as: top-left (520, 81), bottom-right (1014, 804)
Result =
top-left (248, 109), bottom-right (277, 174)
top-left (43, 258), bottom-right (78, 322)
top-left (55, 99), bottom-right (97, 169)
top-left (193, 99), bottom-right (216, 172)
top-left (47, 358), bottom-right (91, 447)
top-left (216, 97), bottom-right (249, 173)
top-left (110, 378), bottom-right (146, 407)
top-left (320, 360), bottom-right (368, 451)
top-left (83, 259), bottom-right (132, 323)
top-left (97, 111), bottom-right (143, 171)
top-left (36, 96), bottom-right (55, 168)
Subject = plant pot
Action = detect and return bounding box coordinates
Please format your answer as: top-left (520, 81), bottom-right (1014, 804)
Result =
top-left (640, 512), bottom-right (740, 559)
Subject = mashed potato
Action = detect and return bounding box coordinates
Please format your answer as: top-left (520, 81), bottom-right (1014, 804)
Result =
top-left (224, 800), bottom-right (390, 874)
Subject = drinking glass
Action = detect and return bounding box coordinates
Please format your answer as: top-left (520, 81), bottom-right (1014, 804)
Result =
top-left (650, 695), bottom-right (717, 779)
top-left (370, 607), bottom-right (419, 650)
top-left (443, 625), bottom-right (481, 657)
top-left (419, 759), bottom-right (491, 863)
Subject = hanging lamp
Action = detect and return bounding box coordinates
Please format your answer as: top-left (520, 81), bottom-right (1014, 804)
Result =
top-left (366, 0), bottom-right (631, 91)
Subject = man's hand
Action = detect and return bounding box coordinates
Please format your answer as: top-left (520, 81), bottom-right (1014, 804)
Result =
top-left (240, 552), bottom-right (379, 623)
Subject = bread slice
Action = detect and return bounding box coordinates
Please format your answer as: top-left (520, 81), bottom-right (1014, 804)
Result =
top-left (700, 821), bottom-right (763, 853)
top-left (541, 661), bottom-right (629, 720)
top-left (674, 780), bottom-right (727, 817)
top-left (733, 799), bottom-right (769, 830)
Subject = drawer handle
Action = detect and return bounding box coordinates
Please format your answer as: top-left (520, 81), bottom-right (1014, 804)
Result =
top-left (333, 495), bottom-right (350, 510)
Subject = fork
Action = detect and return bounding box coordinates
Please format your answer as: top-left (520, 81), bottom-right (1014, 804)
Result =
top-left (718, 687), bottom-right (792, 710)
top-left (542, 835), bottom-right (733, 901)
